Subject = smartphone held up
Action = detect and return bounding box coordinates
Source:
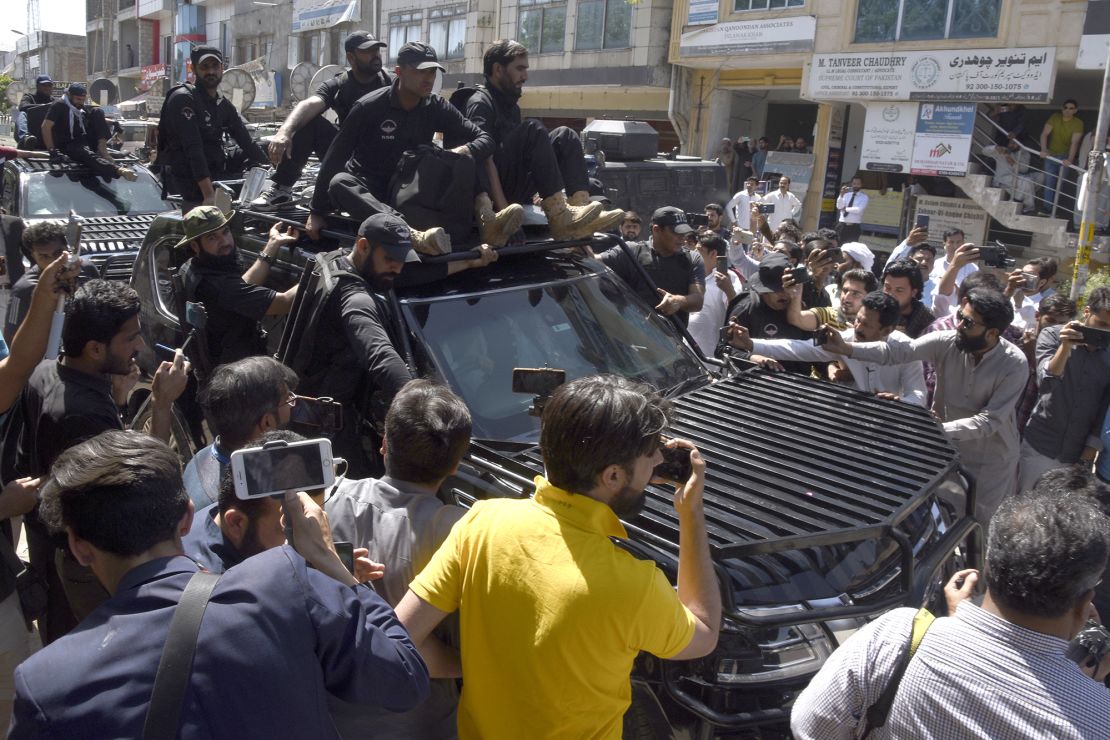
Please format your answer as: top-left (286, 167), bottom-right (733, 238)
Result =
top-left (231, 437), bottom-right (336, 500)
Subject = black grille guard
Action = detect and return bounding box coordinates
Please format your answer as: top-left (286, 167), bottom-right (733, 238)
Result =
top-left (76, 213), bottom-right (159, 255)
top-left (465, 370), bottom-right (980, 627)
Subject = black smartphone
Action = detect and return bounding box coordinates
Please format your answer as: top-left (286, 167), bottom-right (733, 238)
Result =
top-left (758, 203), bottom-right (776, 215)
top-left (814, 326), bottom-right (830, 346)
top-left (790, 266), bottom-right (813, 285)
top-left (822, 247), bottom-right (842, 263)
top-left (334, 541), bottom-right (355, 575)
top-left (1078, 324), bottom-right (1110, 350)
top-left (716, 255), bottom-right (729, 274)
top-left (290, 395), bottom-right (344, 432)
top-left (916, 214), bottom-right (930, 230)
top-left (654, 442), bottom-right (693, 483)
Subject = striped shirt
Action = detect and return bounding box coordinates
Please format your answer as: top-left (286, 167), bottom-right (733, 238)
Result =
top-left (791, 602), bottom-right (1110, 739)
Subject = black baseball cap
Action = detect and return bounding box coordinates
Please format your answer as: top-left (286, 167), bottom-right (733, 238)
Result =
top-left (191, 45), bottom-right (224, 67)
top-left (749, 252), bottom-right (790, 294)
top-left (35, 75), bottom-right (52, 85)
top-left (67, 83), bottom-right (87, 96)
top-left (344, 31), bottom-right (386, 53)
top-left (396, 42), bottom-right (446, 71)
top-left (651, 206), bottom-right (693, 235)
top-left (358, 213), bottom-right (419, 263)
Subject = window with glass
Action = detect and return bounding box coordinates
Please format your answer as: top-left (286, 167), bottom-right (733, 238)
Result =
top-left (855, 0), bottom-right (1001, 42)
top-left (734, 0), bottom-right (803, 11)
top-left (429, 5), bottom-right (466, 60)
top-left (388, 12), bottom-right (423, 61)
top-left (519, 0), bottom-right (566, 54)
top-left (575, 0), bottom-right (632, 50)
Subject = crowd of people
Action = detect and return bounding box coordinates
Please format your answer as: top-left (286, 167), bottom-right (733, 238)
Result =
top-left (0, 31), bottom-right (1109, 740)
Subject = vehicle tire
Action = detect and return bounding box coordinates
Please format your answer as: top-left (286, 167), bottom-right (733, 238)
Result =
top-left (623, 680), bottom-right (675, 740)
top-left (130, 396), bottom-right (197, 462)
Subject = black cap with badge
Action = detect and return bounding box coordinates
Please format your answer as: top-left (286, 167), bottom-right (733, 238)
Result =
top-left (651, 206), bottom-right (694, 235)
top-left (749, 252), bottom-right (790, 294)
top-left (396, 42), bottom-right (446, 72)
top-left (344, 31), bottom-right (387, 53)
top-left (191, 44), bottom-right (224, 68)
top-left (358, 213), bottom-right (419, 263)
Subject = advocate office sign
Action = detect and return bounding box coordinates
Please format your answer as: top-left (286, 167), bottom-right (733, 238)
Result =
top-left (806, 47), bottom-right (1056, 103)
top-left (679, 16), bottom-right (816, 58)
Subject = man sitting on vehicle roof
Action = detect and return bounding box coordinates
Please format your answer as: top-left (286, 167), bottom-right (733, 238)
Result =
top-left (177, 205), bottom-right (300, 366)
top-left (596, 206), bottom-right (705, 327)
top-left (452, 40), bottom-right (623, 245)
top-left (305, 42), bottom-right (496, 255)
top-left (251, 31), bottom-right (394, 212)
top-left (159, 45), bottom-right (270, 210)
top-left (15, 75), bottom-right (54, 149)
top-left (41, 83), bottom-right (138, 184)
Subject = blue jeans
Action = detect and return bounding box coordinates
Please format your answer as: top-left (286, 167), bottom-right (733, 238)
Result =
top-left (13, 111), bottom-right (28, 143)
top-left (1042, 157), bottom-right (1064, 214)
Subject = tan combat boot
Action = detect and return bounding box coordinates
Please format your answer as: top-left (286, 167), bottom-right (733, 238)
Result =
top-left (567, 190), bottom-right (594, 207)
top-left (569, 207), bottom-right (625, 239)
top-left (410, 227), bottom-right (452, 256)
top-left (474, 194), bottom-right (524, 247)
top-left (540, 192), bottom-right (603, 240)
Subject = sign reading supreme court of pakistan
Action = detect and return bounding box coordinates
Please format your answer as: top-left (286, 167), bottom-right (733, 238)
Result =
top-left (806, 48), bottom-right (1056, 103)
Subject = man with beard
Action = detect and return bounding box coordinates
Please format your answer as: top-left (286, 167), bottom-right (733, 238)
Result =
top-left (823, 288), bottom-right (1028, 525)
top-left (251, 31), bottom-right (392, 211)
top-left (395, 375), bottom-right (720, 739)
top-left (177, 205), bottom-right (300, 365)
top-left (159, 45), bottom-right (269, 208)
top-left (40, 83), bottom-right (138, 182)
top-left (882, 258), bottom-right (935, 338)
top-left (458, 39), bottom-right (622, 243)
top-left (14, 75), bottom-right (54, 149)
top-left (307, 42), bottom-right (495, 254)
top-left (726, 291), bottom-right (926, 406)
top-left (1, 279), bottom-right (189, 641)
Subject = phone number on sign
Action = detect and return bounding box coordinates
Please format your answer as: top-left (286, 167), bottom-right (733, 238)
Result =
top-left (968, 83), bottom-right (1026, 91)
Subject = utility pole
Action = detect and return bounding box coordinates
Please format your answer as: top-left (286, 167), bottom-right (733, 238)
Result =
top-left (1071, 40), bottom-right (1110, 301)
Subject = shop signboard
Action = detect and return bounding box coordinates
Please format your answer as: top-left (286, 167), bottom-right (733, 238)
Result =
top-left (679, 16), bottom-right (815, 57)
top-left (913, 195), bottom-right (989, 247)
top-left (292, 0), bottom-right (359, 32)
top-left (909, 103), bottom-right (976, 177)
top-left (806, 47), bottom-right (1055, 103)
top-left (685, 0), bottom-right (719, 27)
top-left (861, 102), bottom-right (918, 173)
top-left (764, 151), bottom-right (815, 196)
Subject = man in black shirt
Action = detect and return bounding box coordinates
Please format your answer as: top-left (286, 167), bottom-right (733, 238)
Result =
top-left (159, 45), bottom-right (269, 208)
top-left (252, 31), bottom-right (393, 211)
top-left (306, 42), bottom-right (495, 255)
top-left (725, 252), bottom-right (814, 374)
top-left (461, 40), bottom-right (620, 242)
top-left (1, 280), bottom-right (188, 643)
top-left (15, 75), bottom-right (54, 148)
top-left (597, 206), bottom-right (705, 327)
top-left (41, 83), bottom-right (137, 182)
top-left (177, 205), bottom-right (299, 365)
top-left (4, 221), bottom-right (99, 342)
top-left (297, 213), bottom-right (419, 476)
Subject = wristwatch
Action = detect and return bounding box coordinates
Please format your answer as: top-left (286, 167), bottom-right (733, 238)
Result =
top-left (258, 251), bottom-right (277, 266)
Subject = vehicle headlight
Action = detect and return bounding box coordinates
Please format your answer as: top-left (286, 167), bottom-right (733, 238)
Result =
top-left (714, 607), bottom-right (834, 685)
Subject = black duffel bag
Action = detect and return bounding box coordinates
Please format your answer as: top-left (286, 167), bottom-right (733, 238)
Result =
top-left (388, 145), bottom-right (475, 244)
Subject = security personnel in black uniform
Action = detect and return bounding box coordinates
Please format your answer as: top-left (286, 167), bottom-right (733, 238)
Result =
top-left (306, 42), bottom-right (495, 255)
top-left (160, 45), bottom-right (269, 208)
top-left (251, 30), bottom-right (393, 210)
top-left (458, 39), bottom-right (623, 240)
top-left (16, 75), bottom-right (54, 149)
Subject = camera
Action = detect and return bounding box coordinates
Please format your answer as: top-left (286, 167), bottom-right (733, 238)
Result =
top-left (1066, 620), bottom-right (1110, 669)
top-left (654, 441), bottom-right (693, 483)
top-left (977, 242), bottom-right (1017, 269)
top-left (758, 203), bottom-right (776, 215)
top-left (1078, 324), bottom-right (1110, 350)
top-left (685, 212), bottom-right (710, 228)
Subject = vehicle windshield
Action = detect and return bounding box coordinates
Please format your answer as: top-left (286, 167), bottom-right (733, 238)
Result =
top-left (24, 170), bottom-right (170, 217)
top-left (406, 271), bottom-right (706, 441)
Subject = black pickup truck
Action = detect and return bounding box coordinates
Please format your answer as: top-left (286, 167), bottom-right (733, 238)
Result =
top-left (130, 209), bottom-right (980, 738)
top-left (1, 157), bottom-right (172, 281)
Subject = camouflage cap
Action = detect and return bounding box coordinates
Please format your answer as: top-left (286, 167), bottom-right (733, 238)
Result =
top-left (175, 206), bottom-right (236, 250)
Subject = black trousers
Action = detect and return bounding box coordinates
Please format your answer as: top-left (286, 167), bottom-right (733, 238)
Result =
top-left (328, 172), bottom-right (404, 222)
top-left (171, 148), bottom-right (253, 208)
top-left (62, 141), bottom-right (118, 180)
top-left (481, 121), bottom-right (589, 203)
top-left (837, 222), bottom-right (861, 243)
top-left (272, 117), bottom-right (338, 188)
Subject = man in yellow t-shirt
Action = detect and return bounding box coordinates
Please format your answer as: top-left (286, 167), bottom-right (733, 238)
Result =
top-left (396, 375), bottom-right (721, 739)
top-left (1038, 99), bottom-right (1084, 215)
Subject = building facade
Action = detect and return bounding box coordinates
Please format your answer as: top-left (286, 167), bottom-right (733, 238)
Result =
top-left (12, 31), bottom-right (86, 86)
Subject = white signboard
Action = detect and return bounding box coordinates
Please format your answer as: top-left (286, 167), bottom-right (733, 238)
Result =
top-left (685, 0), bottom-right (719, 27)
top-left (910, 103), bottom-right (977, 177)
top-left (807, 47), bottom-right (1056, 103)
top-left (861, 103), bottom-right (917, 173)
top-left (913, 195), bottom-right (989, 247)
top-left (292, 0), bottom-right (359, 32)
top-left (679, 16), bottom-right (816, 58)
top-left (764, 151), bottom-right (815, 195)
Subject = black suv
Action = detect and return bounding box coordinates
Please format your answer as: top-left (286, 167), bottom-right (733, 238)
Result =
top-left (1, 157), bottom-right (172, 281)
top-left (130, 210), bottom-right (980, 738)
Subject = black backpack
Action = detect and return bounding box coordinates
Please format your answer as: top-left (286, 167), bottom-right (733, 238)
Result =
top-left (387, 145), bottom-right (475, 244)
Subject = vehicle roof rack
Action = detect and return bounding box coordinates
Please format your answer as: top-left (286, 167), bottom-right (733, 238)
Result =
top-left (11, 154), bottom-right (145, 175)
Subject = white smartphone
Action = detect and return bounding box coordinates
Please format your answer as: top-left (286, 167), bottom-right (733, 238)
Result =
top-left (230, 438), bottom-right (335, 500)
